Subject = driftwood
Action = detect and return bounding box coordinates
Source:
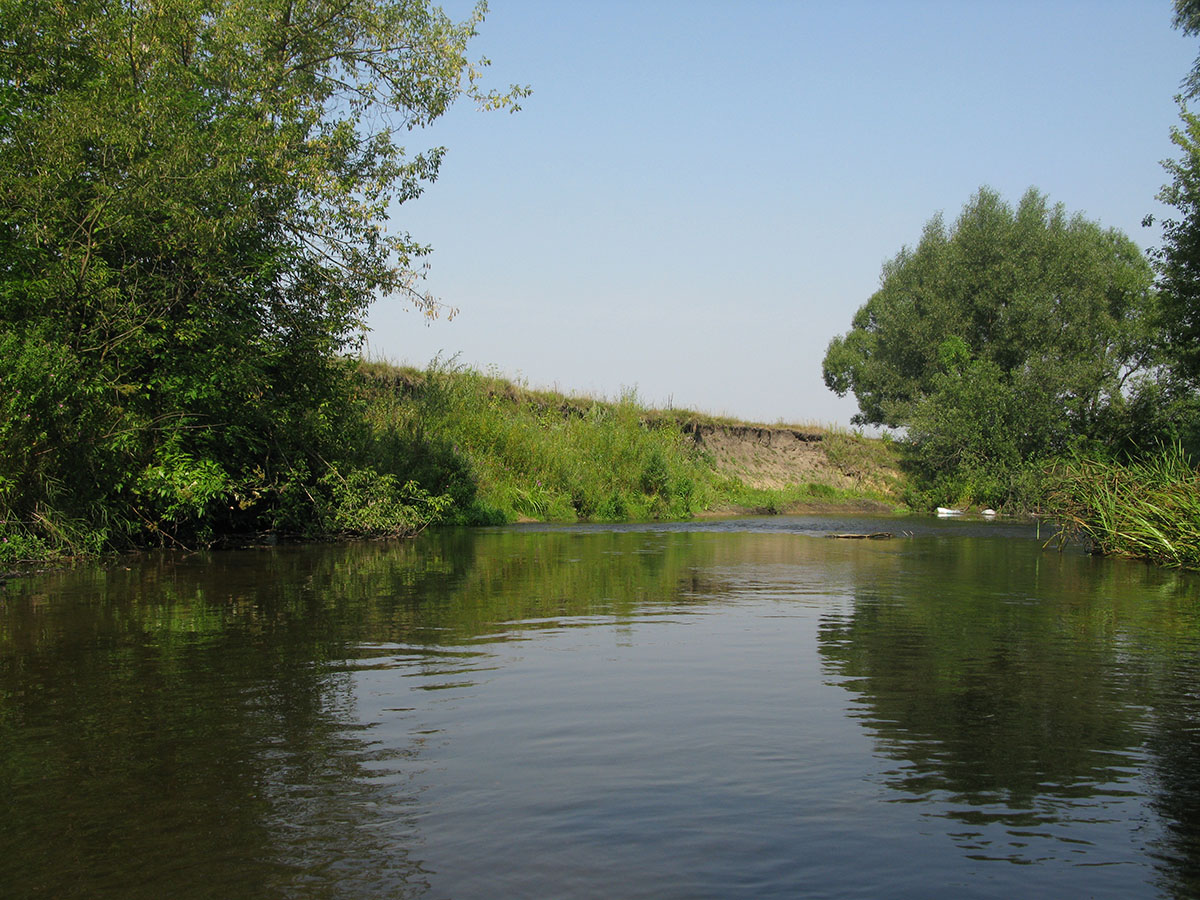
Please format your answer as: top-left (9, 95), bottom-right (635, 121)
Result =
top-left (827, 532), bottom-right (893, 540)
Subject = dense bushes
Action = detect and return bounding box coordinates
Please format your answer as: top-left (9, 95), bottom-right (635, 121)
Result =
top-left (0, 0), bottom-right (525, 564)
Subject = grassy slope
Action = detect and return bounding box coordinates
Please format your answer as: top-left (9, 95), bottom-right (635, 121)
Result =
top-left (358, 361), bottom-right (904, 524)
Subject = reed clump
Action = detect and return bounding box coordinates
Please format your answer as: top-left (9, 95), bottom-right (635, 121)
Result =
top-left (1048, 444), bottom-right (1200, 569)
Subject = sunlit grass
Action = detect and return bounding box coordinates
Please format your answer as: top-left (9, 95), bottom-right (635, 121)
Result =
top-left (357, 359), bottom-right (902, 524)
top-left (359, 360), bottom-right (716, 523)
top-left (1048, 444), bottom-right (1200, 569)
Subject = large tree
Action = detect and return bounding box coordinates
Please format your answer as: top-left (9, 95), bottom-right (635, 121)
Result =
top-left (1174, 0), bottom-right (1200, 100)
top-left (823, 188), bottom-right (1155, 506)
top-left (1100, 0), bottom-right (1200, 457)
top-left (0, 0), bottom-right (525, 551)
top-left (1150, 111), bottom-right (1200, 389)
top-left (1152, 1), bottom-right (1200, 395)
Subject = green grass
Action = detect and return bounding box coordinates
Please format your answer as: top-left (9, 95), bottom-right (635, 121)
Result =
top-left (1047, 443), bottom-right (1200, 569)
top-left (2, 357), bottom-right (907, 567)
top-left (713, 480), bottom-right (898, 515)
top-left (359, 361), bottom-right (718, 523)
top-left (357, 360), bottom-right (901, 525)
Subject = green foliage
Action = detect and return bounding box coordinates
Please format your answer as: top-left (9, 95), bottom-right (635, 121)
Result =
top-left (131, 448), bottom-right (231, 542)
top-left (1049, 444), bottom-right (1200, 569)
top-left (823, 187), bottom-right (1156, 508)
top-left (313, 468), bottom-right (452, 538)
top-left (1112, 6), bottom-right (1200, 466)
top-left (361, 363), bottom-right (717, 524)
top-left (0, 0), bottom-right (525, 555)
top-left (1128, 17), bottom-right (1200, 459)
top-left (1155, 110), bottom-right (1200, 382)
top-left (353, 362), bottom-right (905, 525)
top-left (902, 358), bottom-right (1067, 509)
top-left (1174, 0), bottom-right (1200, 100)
top-left (0, 526), bottom-right (56, 566)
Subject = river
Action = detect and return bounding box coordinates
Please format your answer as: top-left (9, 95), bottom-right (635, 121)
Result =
top-left (1, 515), bottom-right (1198, 899)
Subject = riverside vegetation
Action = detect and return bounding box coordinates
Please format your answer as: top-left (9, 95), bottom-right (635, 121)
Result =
top-left (0, 0), bottom-right (527, 565)
top-left (0, 0), bottom-right (892, 568)
top-left (818, 2), bottom-right (1200, 569)
top-left (5, 0), bottom-right (1200, 570)
top-left (356, 360), bottom-right (901, 526)
top-left (0, 355), bottom-right (902, 566)
top-left (820, 181), bottom-right (1200, 569)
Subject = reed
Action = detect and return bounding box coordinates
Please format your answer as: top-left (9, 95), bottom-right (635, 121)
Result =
top-left (1048, 444), bottom-right (1200, 569)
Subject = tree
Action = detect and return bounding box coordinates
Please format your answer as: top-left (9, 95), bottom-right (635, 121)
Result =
top-left (0, 0), bottom-right (526, 553)
top-left (1174, 0), bottom-right (1200, 100)
top-left (1120, 2), bottom-right (1200, 455)
top-left (1157, 117), bottom-right (1200, 388)
top-left (1155, 0), bottom-right (1200, 388)
top-left (823, 188), bottom-right (1155, 506)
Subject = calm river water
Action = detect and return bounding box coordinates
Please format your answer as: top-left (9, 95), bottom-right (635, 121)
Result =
top-left (2, 515), bottom-right (1199, 899)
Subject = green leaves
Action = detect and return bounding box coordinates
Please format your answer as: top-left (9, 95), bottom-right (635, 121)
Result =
top-left (1154, 106), bottom-right (1200, 389)
top-left (823, 187), bottom-right (1155, 507)
top-left (0, 0), bottom-right (525, 553)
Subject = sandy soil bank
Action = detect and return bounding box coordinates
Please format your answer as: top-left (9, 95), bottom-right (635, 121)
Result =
top-left (683, 423), bottom-right (901, 512)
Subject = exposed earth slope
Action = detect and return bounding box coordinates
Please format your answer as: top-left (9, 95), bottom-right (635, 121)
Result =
top-left (683, 422), bottom-right (902, 505)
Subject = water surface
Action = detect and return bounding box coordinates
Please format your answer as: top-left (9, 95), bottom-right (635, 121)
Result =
top-left (2, 516), bottom-right (1198, 898)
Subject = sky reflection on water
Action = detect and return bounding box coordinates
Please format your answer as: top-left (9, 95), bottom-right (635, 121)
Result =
top-left (1, 517), bottom-right (1197, 899)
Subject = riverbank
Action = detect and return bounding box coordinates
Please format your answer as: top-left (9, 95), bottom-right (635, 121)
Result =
top-left (0, 359), bottom-right (905, 570)
top-left (7, 358), bottom-right (1199, 572)
top-left (358, 361), bottom-right (905, 525)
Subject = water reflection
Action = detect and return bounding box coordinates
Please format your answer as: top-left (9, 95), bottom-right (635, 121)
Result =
top-left (816, 537), bottom-right (1200, 896)
top-left (1143, 629), bottom-right (1200, 898)
top-left (2, 522), bottom-right (1199, 898)
top-left (0, 530), bottom-right (743, 899)
top-left (0, 551), bottom-right (440, 899)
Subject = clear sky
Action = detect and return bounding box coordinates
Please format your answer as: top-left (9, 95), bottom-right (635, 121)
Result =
top-left (364, 0), bottom-right (1197, 426)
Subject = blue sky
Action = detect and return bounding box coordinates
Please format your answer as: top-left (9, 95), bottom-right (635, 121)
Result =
top-left (365, 0), bottom-right (1197, 426)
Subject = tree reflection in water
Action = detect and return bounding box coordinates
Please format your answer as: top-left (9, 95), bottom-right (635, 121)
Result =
top-left (0, 546), bottom-right (458, 900)
top-left (0, 528), bottom-right (727, 899)
top-left (4, 526), bottom-right (1200, 899)
top-left (817, 537), bottom-right (1200, 898)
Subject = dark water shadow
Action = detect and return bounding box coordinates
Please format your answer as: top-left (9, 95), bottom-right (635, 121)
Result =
top-left (816, 537), bottom-right (1200, 897)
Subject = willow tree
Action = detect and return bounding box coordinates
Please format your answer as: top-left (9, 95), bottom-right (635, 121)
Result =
top-left (0, 0), bottom-right (526, 553)
top-left (823, 188), bottom-right (1155, 507)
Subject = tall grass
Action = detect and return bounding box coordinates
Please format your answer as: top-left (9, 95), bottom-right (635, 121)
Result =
top-left (1048, 444), bottom-right (1200, 569)
top-left (360, 362), bottom-right (718, 523)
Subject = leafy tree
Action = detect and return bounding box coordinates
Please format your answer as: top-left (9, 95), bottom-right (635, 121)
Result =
top-left (1174, 0), bottom-right (1200, 100)
top-left (1154, 109), bottom-right (1200, 390)
top-left (823, 188), bottom-right (1155, 507)
top-left (1117, 2), bottom-right (1200, 458)
top-left (0, 0), bottom-right (526, 554)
